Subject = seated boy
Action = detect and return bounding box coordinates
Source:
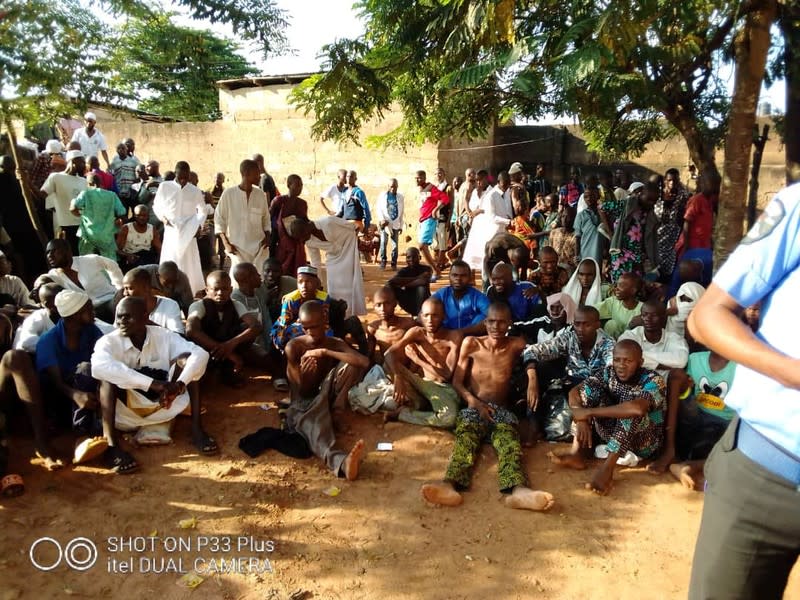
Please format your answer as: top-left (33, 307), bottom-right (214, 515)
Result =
top-left (549, 339), bottom-right (666, 495)
top-left (594, 273), bottom-right (642, 339)
top-left (366, 286), bottom-right (416, 363)
top-left (421, 302), bottom-right (555, 511)
top-left (270, 265), bottom-right (331, 352)
top-left (121, 267), bottom-right (184, 334)
top-left (117, 204), bottom-right (161, 272)
top-left (285, 301), bottom-right (369, 479)
top-left (387, 247), bottom-right (432, 317)
top-left (186, 271), bottom-right (267, 387)
top-left (383, 297), bottom-right (461, 428)
top-left (670, 349), bottom-right (736, 490)
top-left (92, 297), bottom-right (217, 455)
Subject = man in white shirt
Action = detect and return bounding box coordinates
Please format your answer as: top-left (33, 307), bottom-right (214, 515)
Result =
top-left (40, 150), bottom-right (86, 254)
top-left (70, 112), bottom-right (109, 168)
top-left (374, 178), bottom-right (404, 270)
top-left (619, 300), bottom-right (690, 474)
top-left (153, 161), bottom-right (211, 294)
top-left (121, 268), bottom-right (184, 334)
top-left (45, 238), bottom-right (123, 322)
top-left (0, 251), bottom-right (32, 307)
top-left (92, 297), bottom-right (217, 461)
top-left (319, 169), bottom-right (348, 216)
top-left (214, 159), bottom-right (271, 281)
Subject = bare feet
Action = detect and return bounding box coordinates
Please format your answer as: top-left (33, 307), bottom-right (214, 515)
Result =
top-left (504, 486), bottom-right (555, 512)
top-left (343, 439), bottom-right (365, 481)
top-left (646, 447), bottom-right (676, 474)
top-left (420, 481), bottom-right (463, 507)
top-left (586, 458), bottom-right (615, 495)
top-left (382, 408), bottom-right (403, 423)
top-left (669, 463), bottom-right (699, 490)
top-left (547, 450), bottom-right (587, 470)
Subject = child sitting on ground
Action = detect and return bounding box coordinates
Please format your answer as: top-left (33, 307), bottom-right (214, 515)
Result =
top-left (366, 286), bottom-right (416, 364)
top-left (186, 270), bottom-right (267, 388)
top-left (594, 273), bottom-right (643, 338)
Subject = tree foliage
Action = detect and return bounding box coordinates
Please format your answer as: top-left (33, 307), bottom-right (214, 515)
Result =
top-left (103, 15), bottom-right (258, 120)
top-left (291, 0), bottom-right (744, 181)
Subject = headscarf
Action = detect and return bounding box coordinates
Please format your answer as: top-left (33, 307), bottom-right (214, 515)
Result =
top-left (546, 292), bottom-right (576, 324)
top-left (562, 257), bottom-right (603, 307)
top-left (666, 282), bottom-right (705, 336)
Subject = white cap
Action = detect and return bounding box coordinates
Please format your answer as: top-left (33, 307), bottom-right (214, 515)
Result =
top-left (84, 111), bottom-right (97, 121)
top-left (628, 181), bottom-right (645, 193)
top-left (508, 162), bottom-right (524, 175)
top-left (55, 290), bottom-right (90, 318)
top-left (65, 150), bottom-right (84, 162)
top-left (45, 139), bottom-right (63, 154)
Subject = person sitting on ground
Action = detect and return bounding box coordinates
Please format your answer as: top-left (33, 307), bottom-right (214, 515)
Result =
top-left (387, 247), bottom-right (432, 317)
top-left (271, 265), bottom-right (332, 352)
top-left (91, 297), bottom-right (217, 456)
top-left (143, 261), bottom-right (194, 315)
top-left (523, 305), bottom-right (614, 410)
top-left (70, 172), bottom-right (127, 259)
top-left (594, 273), bottom-right (643, 339)
top-left (421, 302), bottom-right (555, 511)
top-left (619, 300), bottom-right (689, 473)
top-left (513, 291), bottom-right (576, 345)
top-left (665, 281), bottom-right (705, 340)
top-left (232, 262), bottom-right (271, 346)
top-left (0, 312), bottom-right (63, 496)
top-left (260, 258), bottom-right (297, 323)
top-left (670, 348), bottom-right (736, 490)
top-left (549, 339), bottom-right (666, 495)
top-left (116, 204), bottom-right (161, 272)
top-left (285, 301), bottom-right (369, 480)
top-left (528, 245), bottom-right (570, 300)
top-left (121, 267), bottom-right (184, 334)
top-left (562, 257), bottom-right (603, 307)
top-left (486, 261), bottom-right (540, 322)
top-left (431, 260), bottom-right (490, 336)
top-left (366, 286), bottom-right (416, 363)
top-left (186, 271), bottom-right (267, 388)
top-left (36, 290), bottom-right (135, 473)
top-left (0, 251), bottom-right (33, 308)
top-left (45, 238), bottom-right (123, 322)
top-left (383, 297), bottom-right (462, 428)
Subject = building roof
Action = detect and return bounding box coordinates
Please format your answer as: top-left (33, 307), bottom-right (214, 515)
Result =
top-left (216, 72), bottom-right (320, 91)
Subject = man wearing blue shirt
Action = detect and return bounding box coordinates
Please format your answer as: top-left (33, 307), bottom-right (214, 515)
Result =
top-left (486, 262), bottom-right (540, 322)
top-left (687, 183), bottom-right (800, 600)
top-left (337, 170), bottom-right (371, 229)
top-left (432, 260), bottom-right (489, 336)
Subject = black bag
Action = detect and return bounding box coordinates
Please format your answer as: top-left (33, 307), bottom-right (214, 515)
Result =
top-left (542, 381), bottom-right (574, 442)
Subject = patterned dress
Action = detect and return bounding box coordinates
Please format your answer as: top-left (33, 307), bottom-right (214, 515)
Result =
top-left (581, 366), bottom-right (666, 457)
top-left (654, 190), bottom-right (688, 280)
top-left (609, 207), bottom-right (647, 283)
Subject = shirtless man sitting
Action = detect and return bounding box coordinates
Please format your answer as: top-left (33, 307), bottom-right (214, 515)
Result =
top-left (366, 286), bottom-right (416, 364)
top-left (549, 339), bottom-right (666, 495)
top-left (285, 301), bottom-right (369, 480)
top-left (383, 297), bottom-right (462, 428)
top-left (421, 302), bottom-right (555, 511)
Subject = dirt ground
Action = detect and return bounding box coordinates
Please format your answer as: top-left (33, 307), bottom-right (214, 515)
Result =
top-left (2, 263), bottom-right (798, 600)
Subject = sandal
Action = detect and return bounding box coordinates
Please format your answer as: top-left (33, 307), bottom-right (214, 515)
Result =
top-left (73, 436), bottom-right (109, 465)
top-left (272, 377), bottom-right (289, 392)
top-left (104, 447), bottom-right (140, 475)
top-left (35, 451), bottom-right (65, 471)
top-left (191, 432), bottom-right (219, 456)
top-left (1, 474), bottom-right (24, 497)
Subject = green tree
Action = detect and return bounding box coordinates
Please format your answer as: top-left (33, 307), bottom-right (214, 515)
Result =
top-left (104, 15), bottom-right (258, 121)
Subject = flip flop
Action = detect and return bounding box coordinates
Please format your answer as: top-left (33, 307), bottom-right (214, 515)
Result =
top-left (73, 436), bottom-right (109, 465)
top-left (272, 378), bottom-right (289, 392)
top-left (1, 474), bottom-right (24, 497)
top-left (104, 447), bottom-right (140, 475)
top-left (191, 432), bottom-right (219, 456)
top-left (35, 451), bottom-right (65, 471)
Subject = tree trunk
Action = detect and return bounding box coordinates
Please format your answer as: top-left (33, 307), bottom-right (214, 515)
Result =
top-left (782, 3), bottom-right (800, 184)
top-left (662, 106), bottom-right (722, 192)
top-left (715, 0), bottom-right (777, 268)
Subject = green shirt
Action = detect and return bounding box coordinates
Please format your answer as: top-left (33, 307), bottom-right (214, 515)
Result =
top-left (686, 351), bottom-right (737, 421)
top-left (72, 188), bottom-right (127, 243)
top-left (595, 296), bottom-right (641, 339)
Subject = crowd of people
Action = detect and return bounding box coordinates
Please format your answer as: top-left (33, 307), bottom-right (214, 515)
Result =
top-left (0, 111), bottom-right (738, 514)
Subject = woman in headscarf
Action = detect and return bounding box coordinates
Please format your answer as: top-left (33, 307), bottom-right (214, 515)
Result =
top-left (562, 257), bottom-right (603, 307)
top-left (666, 281), bottom-right (705, 338)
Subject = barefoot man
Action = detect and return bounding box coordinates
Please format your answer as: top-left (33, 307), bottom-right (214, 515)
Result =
top-left (421, 302), bottom-right (555, 511)
top-left (383, 297), bottom-right (462, 428)
top-left (550, 339), bottom-right (666, 494)
top-left (285, 301), bottom-right (369, 480)
top-left (366, 286), bottom-right (416, 364)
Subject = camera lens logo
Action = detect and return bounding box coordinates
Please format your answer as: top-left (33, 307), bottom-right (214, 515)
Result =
top-left (30, 537), bottom-right (98, 572)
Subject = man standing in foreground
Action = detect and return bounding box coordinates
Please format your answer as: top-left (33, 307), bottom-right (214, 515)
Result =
top-left (687, 183), bottom-right (800, 600)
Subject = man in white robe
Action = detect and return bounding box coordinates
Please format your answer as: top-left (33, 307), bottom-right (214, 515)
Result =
top-left (306, 216), bottom-right (367, 317)
top-left (153, 161), bottom-right (211, 293)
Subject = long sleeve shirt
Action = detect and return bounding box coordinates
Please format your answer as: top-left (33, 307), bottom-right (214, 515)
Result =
top-left (375, 191), bottom-right (405, 229)
top-left (48, 254), bottom-right (123, 305)
top-left (214, 185), bottom-right (271, 258)
top-left (618, 326), bottom-right (689, 378)
top-left (91, 325), bottom-right (208, 390)
top-left (523, 326), bottom-right (614, 381)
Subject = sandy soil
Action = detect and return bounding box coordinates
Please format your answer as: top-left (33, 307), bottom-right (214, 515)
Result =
top-left (2, 263), bottom-right (798, 600)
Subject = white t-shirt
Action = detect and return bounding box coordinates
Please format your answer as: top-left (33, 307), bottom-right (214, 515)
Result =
top-left (322, 184), bottom-right (347, 215)
top-left (71, 127), bottom-right (108, 159)
top-left (41, 172), bottom-right (85, 228)
top-left (150, 296), bottom-right (185, 334)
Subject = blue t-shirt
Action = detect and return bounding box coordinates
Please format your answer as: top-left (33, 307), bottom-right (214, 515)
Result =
top-left (432, 286), bottom-right (490, 330)
top-left (713, 183), bottom-right (800, 455)
top-left (487, 281), bottom-right (539, 322)
top-left (338, 186), bottom-right (371, 228)
top-left (36, 319), bottom-right (103, 377)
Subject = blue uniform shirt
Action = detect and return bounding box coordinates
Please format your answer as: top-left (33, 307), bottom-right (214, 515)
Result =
top-left (432, 286), bottom-right (490, 330)
top-left (714, 183), bottom-right (800, 456)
